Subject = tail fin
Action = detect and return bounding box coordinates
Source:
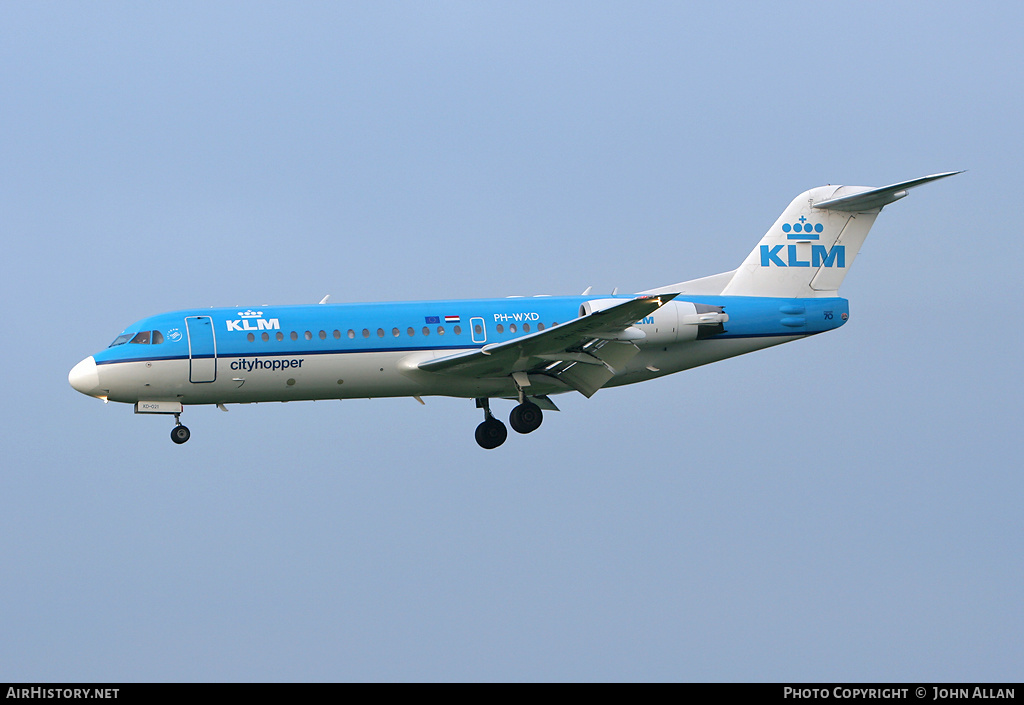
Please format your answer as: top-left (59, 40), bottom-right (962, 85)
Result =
top-left (719, 172), bottom-right (961, 298)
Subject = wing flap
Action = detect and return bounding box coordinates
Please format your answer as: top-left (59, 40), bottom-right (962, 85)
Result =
top-left (555, 340), bottom-right (642, 397)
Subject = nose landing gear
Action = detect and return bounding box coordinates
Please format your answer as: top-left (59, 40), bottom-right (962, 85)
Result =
top-left (171, 413), bottom-right (190, 445)
top-left (171, 424), bottom-right (191, 444)
top-left (134, 402), bottom-right (191, 445)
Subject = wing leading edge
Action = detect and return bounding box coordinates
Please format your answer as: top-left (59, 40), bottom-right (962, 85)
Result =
top-left (417, 294), bottom-right (678, 397)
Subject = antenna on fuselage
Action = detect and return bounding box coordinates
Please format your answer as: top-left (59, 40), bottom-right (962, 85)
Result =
top-left (319, 295), bottom-right (331, 304)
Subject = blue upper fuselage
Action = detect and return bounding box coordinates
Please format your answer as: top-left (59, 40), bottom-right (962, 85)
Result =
top-left (91, 295), bottom-right (849, 366)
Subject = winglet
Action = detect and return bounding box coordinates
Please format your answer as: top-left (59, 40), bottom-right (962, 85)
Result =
top-left (813, 171), bottom-right (963, 212)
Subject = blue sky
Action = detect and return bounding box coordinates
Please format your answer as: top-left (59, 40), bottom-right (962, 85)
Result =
top-left (2, 1), bottom-right (1021, 681)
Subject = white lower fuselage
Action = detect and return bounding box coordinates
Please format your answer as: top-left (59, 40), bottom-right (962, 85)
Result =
top-left (89, 334), bottom-right (795, 405)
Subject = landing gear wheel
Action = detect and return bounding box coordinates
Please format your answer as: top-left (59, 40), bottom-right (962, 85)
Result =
top-left (509, 402), bottom-right (543, 434)
top-left (171, 425), bottom-right (191, 444)
top-left (475, 418), bottom-right (508, 449)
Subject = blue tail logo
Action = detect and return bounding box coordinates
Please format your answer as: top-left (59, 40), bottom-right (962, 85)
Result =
top-left (782, 216), bottom-right (824, 240)
top-left (761, 244), bottom-right (845, 268)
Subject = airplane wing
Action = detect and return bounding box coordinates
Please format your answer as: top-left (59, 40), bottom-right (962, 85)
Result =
top-left (418, 294), bottom-right (678, 397)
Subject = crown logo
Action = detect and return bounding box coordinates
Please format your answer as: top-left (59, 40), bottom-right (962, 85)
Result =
top-left (782, 216), bottom-right (823, 240)
top-left (238, 310), bottom-right (263, 318)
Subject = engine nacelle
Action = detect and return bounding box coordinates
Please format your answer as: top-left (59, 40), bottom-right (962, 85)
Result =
top-left (580, 298), bottom-right (728, 345)
top-left (579, 298), bottom-right (630, 316)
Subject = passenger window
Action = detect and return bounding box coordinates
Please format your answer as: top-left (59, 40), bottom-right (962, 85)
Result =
top-left (509, 324), bottom-right (517, 334)
top-left (474, 324), bottom-right (482, 335)
top-left (392, 327), bottom-right (400, 337)
top-left (152, 330), bottom-right (164, 344)
top-left (362, 329), bottom-right (370, 338)
top-left (262, 332), bottom-right (270, 342)
top-left (407, 327), bottom-right (415, 337)
top-left (453, 325), bottom-right (461, 335)
top-left (129, 331), bottom-right (151, 344)
top-left (334, 330), bottom-right (341, 339)
top-left (537, 323), bottom-right (545, 331)
top-left (523, 323), bottom-right (530, 333)
top-left (304, 331), bottom-right (312, 340)
top-left (437, 326), bottom-right (445, 336)
top-left (276, 332), bottom-right (284, 341)
top-left (422, 327), bottom-right (430, 336)
top-left (247, 333), bottom-right (255, 342)
top-left (319, 330), bottom-right (327, 340)
top-left (348, 329), bottom-right (355, 339)
top-left (377, 328), bottom-right (385, 338)
top-left (290, 331), bottom-right (298, 341)
top-left (496, 324), bottom-right (504, 333)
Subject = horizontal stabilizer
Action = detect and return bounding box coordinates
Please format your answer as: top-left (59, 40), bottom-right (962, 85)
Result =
top-left (813, 171), bottom-right (963, 212)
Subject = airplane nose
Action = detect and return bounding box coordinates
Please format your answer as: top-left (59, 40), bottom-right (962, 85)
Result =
top-left (69, 356), bottom-right (103, 398)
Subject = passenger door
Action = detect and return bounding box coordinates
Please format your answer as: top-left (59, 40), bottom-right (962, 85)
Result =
top-left (185, 316), bottom-right (217, 383)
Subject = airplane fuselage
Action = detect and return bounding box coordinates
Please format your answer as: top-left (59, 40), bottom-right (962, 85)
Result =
top-left (71, 294), bottom-right (848, 406)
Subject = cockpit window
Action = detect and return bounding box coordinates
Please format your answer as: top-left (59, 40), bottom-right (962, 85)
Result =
top-left (110, 329), bottom-right (162, 347)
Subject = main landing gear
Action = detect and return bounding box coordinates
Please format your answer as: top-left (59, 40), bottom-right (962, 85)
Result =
top-left (475, 415), bottom-right (507, 450)
top-left (509, 401), bottom-right (543, 434)
top-left (170, 413), bottom-right (191, 445)
top-left (474, 398), bottom-right (544, 449)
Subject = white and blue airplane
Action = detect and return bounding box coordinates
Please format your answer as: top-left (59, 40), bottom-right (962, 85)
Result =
top-left (69, 172), bottom-right (958, 448)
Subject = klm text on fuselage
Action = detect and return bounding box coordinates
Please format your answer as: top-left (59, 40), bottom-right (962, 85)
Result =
top-left (226, 317), bottom-right (281, 332)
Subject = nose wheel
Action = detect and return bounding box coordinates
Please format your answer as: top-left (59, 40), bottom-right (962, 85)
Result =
top-left (170, 414), bottom-right (191, 444)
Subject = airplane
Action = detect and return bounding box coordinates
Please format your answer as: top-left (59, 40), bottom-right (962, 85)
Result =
top-left (69, 172), bottom-right (959, 448)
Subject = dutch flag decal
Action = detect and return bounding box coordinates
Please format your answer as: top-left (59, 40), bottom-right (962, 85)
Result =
top-left (444, 315), bottom-right (460, 323)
